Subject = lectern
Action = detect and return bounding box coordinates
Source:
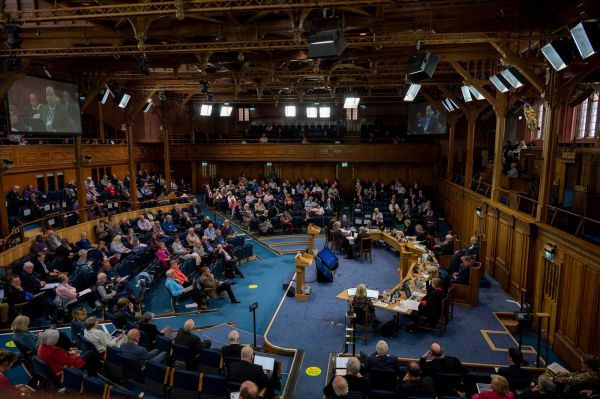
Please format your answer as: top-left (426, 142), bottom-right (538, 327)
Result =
top-left (294, 251), bottom-right (314, 301)
top-left (306, 223), bottom-right (321, 254)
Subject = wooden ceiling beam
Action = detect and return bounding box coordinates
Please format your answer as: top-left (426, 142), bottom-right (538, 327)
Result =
top-left (81, 74), bottom-right (113, 111)
top-left (448, 60), bottom-right (496, 108)
top-left (490, 42), bottom-right (546, 94)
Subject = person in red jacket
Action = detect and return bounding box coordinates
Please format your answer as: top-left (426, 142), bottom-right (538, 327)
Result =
top-left (37, 329), bottom-right (100, 376)
top-left (472, 375), bottom-right (515, 399)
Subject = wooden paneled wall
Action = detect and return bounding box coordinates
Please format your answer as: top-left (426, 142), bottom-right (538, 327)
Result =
top-left (434, 179), bottom-right (600, 368)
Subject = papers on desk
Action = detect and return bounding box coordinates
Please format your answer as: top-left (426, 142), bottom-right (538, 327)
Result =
top-left (41, 283), bottom-right (59, 291)
top-left (393, 299), bottom-right (420, 313)
top-left (335, 369), bottom-right (347, 376)
top-left (253, 355), bottom-right (275, 372)
top-left (347, 288), bottom-right (378, 299)
top-left (547, 362), bottom-right (569, 375)
top-left (77, 288), bottom-right (92, 297)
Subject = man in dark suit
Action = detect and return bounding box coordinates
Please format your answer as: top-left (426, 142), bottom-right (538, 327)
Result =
top-left (362, 340), bottom-right (402, 376)
top-left (6, 185), bottom-right (24, 217)
top-left (398, 361), bottom-right (435, 398)
top-left (451, 256), bottom-right (473, 284)
top-left (497, 348), bottom-right (532, 391)
top-left (119, 329), bottom-right (167, 368)
top-left (221, 329), bottom-right (243, 360)
top-left (345, 226), bottom-right (369, 260)
top-left (228, 346), bottom-right (271, 393)
top-left (20, 261), bottom-right (46, 294)
top-left (464, 235), bottom-right (480, 258)
top-left (419, 343), bottom-right (467, 376)
top-left (174, 319), bottom-right (212, 355)
top-left (41, 86), bottom-right (70, 132)
top-left (323, 357), bottom-right (370, 398)
top-left (31, 252), bottom-right (59, 282)
top-left (413, 278), bottom-right (445, 328)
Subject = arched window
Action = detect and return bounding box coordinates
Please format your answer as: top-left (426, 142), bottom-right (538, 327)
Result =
top-left (576, 92), bottom-right (599, 139)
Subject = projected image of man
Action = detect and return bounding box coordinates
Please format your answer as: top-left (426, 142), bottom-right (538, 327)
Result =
top-left (24, 93), bottom-right (47, 132)
top-left (43, 86), bottom-right (69, 132)
top-left (420, 106), bottom-right (444, 134)
top-left (62, 90), bottom-right (80, 132)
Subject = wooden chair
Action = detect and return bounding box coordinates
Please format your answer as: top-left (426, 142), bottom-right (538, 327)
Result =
top-left (358, 238), bottom-right (373, 263)
top-left (446, 285), bottom-right (455, 320)
top-left (351, 305), bottom-right (370, 345)
top-left (417, 296), bottom-right (449, 336)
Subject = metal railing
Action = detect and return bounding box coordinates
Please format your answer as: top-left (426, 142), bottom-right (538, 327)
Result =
top-left (546, 205), bottom-right (600, 241)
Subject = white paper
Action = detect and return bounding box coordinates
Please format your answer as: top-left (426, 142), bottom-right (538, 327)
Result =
top-left (184, 302), bottom-right (198, 308)
top-left (253, 355), bottom-right (275, 372)
top-left (347, 288), bottom-right (357, 297)
top-left (41, 283), bottom-right (59, 290)
top-left (366, 289), bottom-right (379, 299)
top-left (23, 209), bottom-right (31, 216)
top-left (401, 299), bottom-right (421, 311)
top-left (77, 288), bottom-right (92, 297)
top-left (336, 356), bottom-right (349, 369)
top-left (547, 362), bottom-right (569, 374)
top-left (43, 205), bottom-right (50, 211)
top-left (335, 369), bottom-right (347, 376)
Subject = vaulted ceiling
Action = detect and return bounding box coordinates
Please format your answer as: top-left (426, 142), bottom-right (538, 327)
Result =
top-left (1, 0), bottom-right (599, 105)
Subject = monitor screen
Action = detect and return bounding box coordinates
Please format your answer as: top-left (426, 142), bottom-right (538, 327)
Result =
top-left (406, 102), bottom-right (447, 135)
top-left (6, 75), bottom-right (82, 135)
top-left (317, 247), bottom-right (339, 270)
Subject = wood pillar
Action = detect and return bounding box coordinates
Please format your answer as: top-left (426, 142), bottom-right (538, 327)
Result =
top-left (464, 108), bottom-right (478, 188)
top-left (491, 93), bottom-right (508, 201)
top-left (98, 102), bottom-right (105, 142)
top-left (163, 127), bottom-right (171, 192)
top-left (191, 161), bottom-right (198, 193)
top-left (74, 136), bottom-right (88, 222)
top-left (447, 113), bottom-right (458, 179)
top-left (0, 172), bottom-right (9, 239)
top-left (536, 70), bottom-right (562, 222)
top-left (127, 125), bottom-right (138, 210)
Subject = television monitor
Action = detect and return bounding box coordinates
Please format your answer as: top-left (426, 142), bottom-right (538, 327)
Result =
top-left (406, 102), bottom-right (447, 135)
top-left (317, 247), bottom-right (339, 271)
top-left (6, 75), bottom-right (82, 135)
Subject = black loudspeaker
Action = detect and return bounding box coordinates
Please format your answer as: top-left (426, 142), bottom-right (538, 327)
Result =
top-left (308, 30), bottom-right (347, 59)
top-left (408, 52), bottom-right (439, 82)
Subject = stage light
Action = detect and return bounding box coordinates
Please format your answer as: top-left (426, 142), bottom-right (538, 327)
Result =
top-left (4, 24), bottom-right (22, 49)
top-left (541, 39), bottom-right (575, 71)
top-left (319, 106), bottom-right (331, 118)
top-left (116, 93), bottom-right (131, 108)
top-left (500, 66), bottom-right (525, 89)
top-left (490, 74), bottom-right (510, 93)
top-left (284, 105), bottom-right (296, 117)
top-left (220, 104), bottom-right (233, 117)
top-left (443, 98), bottom-right (459, 112)
top-left (158, 91), bottom-right (166, 101)
top-left (98, 86), bottom-right (111, 104)
top-left (570, 21), bottom-right (600, 59)
top-left (200, 104), bottom-right (212, 116)
top-left (461, 85), bottom-right (473, 102)
top-left (143, 100), bottom-right (153, 113)
top-left (343, 96), bottom-right (360, 109)
top-left (468, 86), bottom-right (485, 100)
top-left (306, 106), bottom-right (318, 118)
top-left (308, 30), bottom-right (347, 58)
top-left (441, 101), bottom-right (451, 113)
top-left (403, 83), bottom-right (421, 102)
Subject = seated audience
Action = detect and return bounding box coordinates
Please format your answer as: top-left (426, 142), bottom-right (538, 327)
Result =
top-left (83, 316), bottom-right (125, 352)
top-left (229, 346), bottom-right (271, 392)
top-left (156, 242), bottom-right (172, 270)
top-left (221, 330), bottom-right (243, 360)
top-left (138, 312), bottom-right (172, 346)
top-left (38, 329), bottom-right (99, 376)
top-left (497, 348), bottom-right (531, 391)
top-left (119, 328), bottom-right (167, 369)
top-left (200, 266), bottom-right (240, 303)
top-left (362, 340), bottom-right (401, 376)
top-left (0, 350), bottom-right (32, 393)
top-left (419, 342), bottom-right (467, 376)
top-left (110, 235), bottom-right (131, 259)
top-left (11, 315), bottom-right (38, 354)
top-left (351, 283), bottom-right (379, 327)
top-left (165, 270), bottom-right (207, 308)
top-left (398, 361), bottom-right (435, 398)
top-left (472, 375), bottom-right (515, 399)
top-left (174, 319), bottom-right (212, 355)
top-left (240, 380), bottom-right (259, 399)
top-left (520, 374), bottom-right (559, 399)
top-left (452, 255), bottom-right (474, 284)
top-left (550, 353), bottom-right (599, 396)
top-left (412, 277), bottom-right (445, 328)
top-left (111, 297), bottom-right (138, 329)
top-left (221, 219), bottom-right (235, 237)
top-left (323, 357), bottom-right (370, 398)
top-left (329, 376), bottom-right (349, 399)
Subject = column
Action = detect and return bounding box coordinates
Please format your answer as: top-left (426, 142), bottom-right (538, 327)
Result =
top-left (98, 101), bottom-right (105, 142)
top-left (127, 125), bottom-right (138, 210)
top-left (491, 93), bottom-right (508, 201)
top-left (464, 107), bottom-right (479, 188)
top-left (74, 136), bottom-right (88, 222)
top-left (163, 126), bottom-right (171, 192)
top-left (447, 113), bottom-right (457, 179)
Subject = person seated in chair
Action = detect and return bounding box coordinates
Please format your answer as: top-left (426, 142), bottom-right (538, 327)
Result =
top-left (221, 330), bottom-right (243, 360)
top-left (323, 357), bottom-right (371, 398)
top-left (497, 348), bottom-right (532, 392)
top-left (215, 229), bottom-right (233, 252)
top-left (451, 256), bottom-right (474, 284)
top-left (165, 270), bottom-right (207, 309)
top-left (345, 227), bottom-right (369, 260)
top-left (204, 223), bottom-right (217, 242)
top-left (434, 234), bottom-right (455, 256)
top-left (168, 259), bottom-right (191, 287)
top-left (76, 232), bottom-right (93, 250)
top-left (351, 283), bottom-right (379, 328)
top-left (137, 311), bottom-right (172, 347)
top-left (332, 221), bottom-right (348, 253)
top-left (161, 215), bottom-right (177, 234)
top-left (464, 235), bottom-right (480, 258)
top-left (215, 244), bottom-right (245, 278)
top-left (229, 346), bottom-right (271, 394)
top-left (471, 374), bottom-right (515, 399)
top-left (409, 277), bottom-right (445, 330)
top-left (220, 219), bottom-right (235, 238)
top-left (240, 380), bottom-right (259, 399)
top-left (199, 266), bottom-right (240, 303)
top-left (119, 328), bottom-right (167, 369)
top-left (362, 340), bottom-right (401, 376)
top-left (398, 361), bottom-right (435, 398)
top-left (419, 342), bottom-right (467, 377)
top-left (111, 297), bottom-right (139, 329)
top-left (83, 316), bottom-right (125, 352)
top-left (174, 319), bottom-right (211, 354)
top-left (32, 252), bottom-right (60, 282)
top-left (340, 214), bottom-right (351, 229)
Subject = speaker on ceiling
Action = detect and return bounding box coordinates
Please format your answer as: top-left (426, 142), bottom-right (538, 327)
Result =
top-left (308, 30), bottom-right (347, 59)
top-left (408, 52), bottom-right (439, 82)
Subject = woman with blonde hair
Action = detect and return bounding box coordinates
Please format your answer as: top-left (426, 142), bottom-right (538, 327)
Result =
top-left (472, 375), bottom-right (514, 399)
top-left (110, 235), bottom-right (131, 259)
top-left (351, 283), bottom-right (379, 327)
top-left (11, 315), bottom-right (38, 353)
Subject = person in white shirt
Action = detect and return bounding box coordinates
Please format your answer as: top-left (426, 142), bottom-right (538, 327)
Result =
top-left (186, 228), bottom-right (200, 247)
top-left (83, 316), bottom-right (125, 352)
top-left (171, 236), bottom-right (202, 266)
top-left (137, 216), bottom-right (152, 232)
top-left (110, 235), bottom-right (131, 259)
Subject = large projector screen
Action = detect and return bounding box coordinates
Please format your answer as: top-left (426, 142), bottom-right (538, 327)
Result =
top-left (6, 75), bottom-right (82, 135)
top-left (406, 102), bottom-right (447, 135)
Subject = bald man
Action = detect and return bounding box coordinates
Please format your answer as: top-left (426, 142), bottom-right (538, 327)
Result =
top-left (118, 329), bottom-right (167, 368)
top-left (229, 346), bottom-right (270, 394)
top-left (174, 319), bottom-right (211, 357)
top-left (332, 376), bottom-right (349, 397)
top-left (419, 342), bottom-right (467, 378)
top-left (239, 380), bottom-right (259, 399)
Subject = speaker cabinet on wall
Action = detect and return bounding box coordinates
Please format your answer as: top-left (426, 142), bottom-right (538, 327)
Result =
top-left (408, 52), bottom-right (439, 82)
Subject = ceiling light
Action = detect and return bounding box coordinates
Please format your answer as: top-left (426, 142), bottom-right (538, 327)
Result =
top-left (98, 86), bottom-right (111, 104)
top-left (541, 39), bottom-right (575, 71)
top-left (468, 86), bottom-right (485, 100)
top-left (461, 85), bottom-right (473, 102)
top-left (343, 96), bottom-right (360, 109)
top-left (441, 101), bottom-right (451, 112)
top-left (116, 93), bottom-right (131, 108)
top-left (403, 83), bottom-right (421, 102)
top-left (570, 21), bottom-right (600, 59)
top-left (200, 104), bottom-right (213, 116)
top-left (319, 106), bottom-right (331, 118)
top-left (500, 66), bottom-right (525, 88)
top-left (143, 100), bottom-right (153, 113)
top-left (284, 105), bottom-right (296, 117)
top-left (306, 106), bottom-right (318, 118)
top-left (220, 104), bottom-right (233, 117)
top-left (490, 74), bottom-right (510, 93)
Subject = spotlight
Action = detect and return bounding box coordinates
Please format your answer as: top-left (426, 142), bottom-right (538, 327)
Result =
top-left (284, 105), bottom-right (296, 117)
top-left (541, 39), bottom-right (575, 71)
top-left (116, 92), bottom-right (131, 108)
top-left (98, 86), bottom-right (111, 104)
top-left (500, 66), bottom-right (525, 89)
top-left (490, 73), bottom-right (511, 93)
top-left (319, 106), bottom-right (331, 118)
top-left (308, 30), bottom-right (347, 58)
top-left (158, 91), bottom-right (166, 101)
top-left (200, 104), bottom-right (213, 116)
top-left (343, 96), bottom-right (360, 109)
top-left (461, 85), bottom-right (473, 102)
top-left (441, 101), bottom-right (451, 113)
top-left (143, 99), bottom-right (153, 113)
top-left (570, 21), bottom-right (600, 59)
top-left (306, 106), bottom-right (318, 118)
top-left (137, 54), bottom-right (149, 75)
top-left (468, 86), bottom-right (485, 100)
top-left (402, 83), bottom-right (421, 102)
top-left (443, 98), bottom-right (459, 112)
top-left (4, 24), bottom-right (22, 49)
top-left (219, 104), bottom-right (233, 117)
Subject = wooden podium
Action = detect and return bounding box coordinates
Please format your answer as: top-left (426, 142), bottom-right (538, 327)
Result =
top-left (306, 224), bottom-right (321, 254)
top-left (294, 251), bottom-right (314, 301)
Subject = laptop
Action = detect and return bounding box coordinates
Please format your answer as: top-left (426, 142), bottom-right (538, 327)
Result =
top-left (402, 284), bottom-right (420, 301)
top-left (253, 355), bottom-right (275, 373)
